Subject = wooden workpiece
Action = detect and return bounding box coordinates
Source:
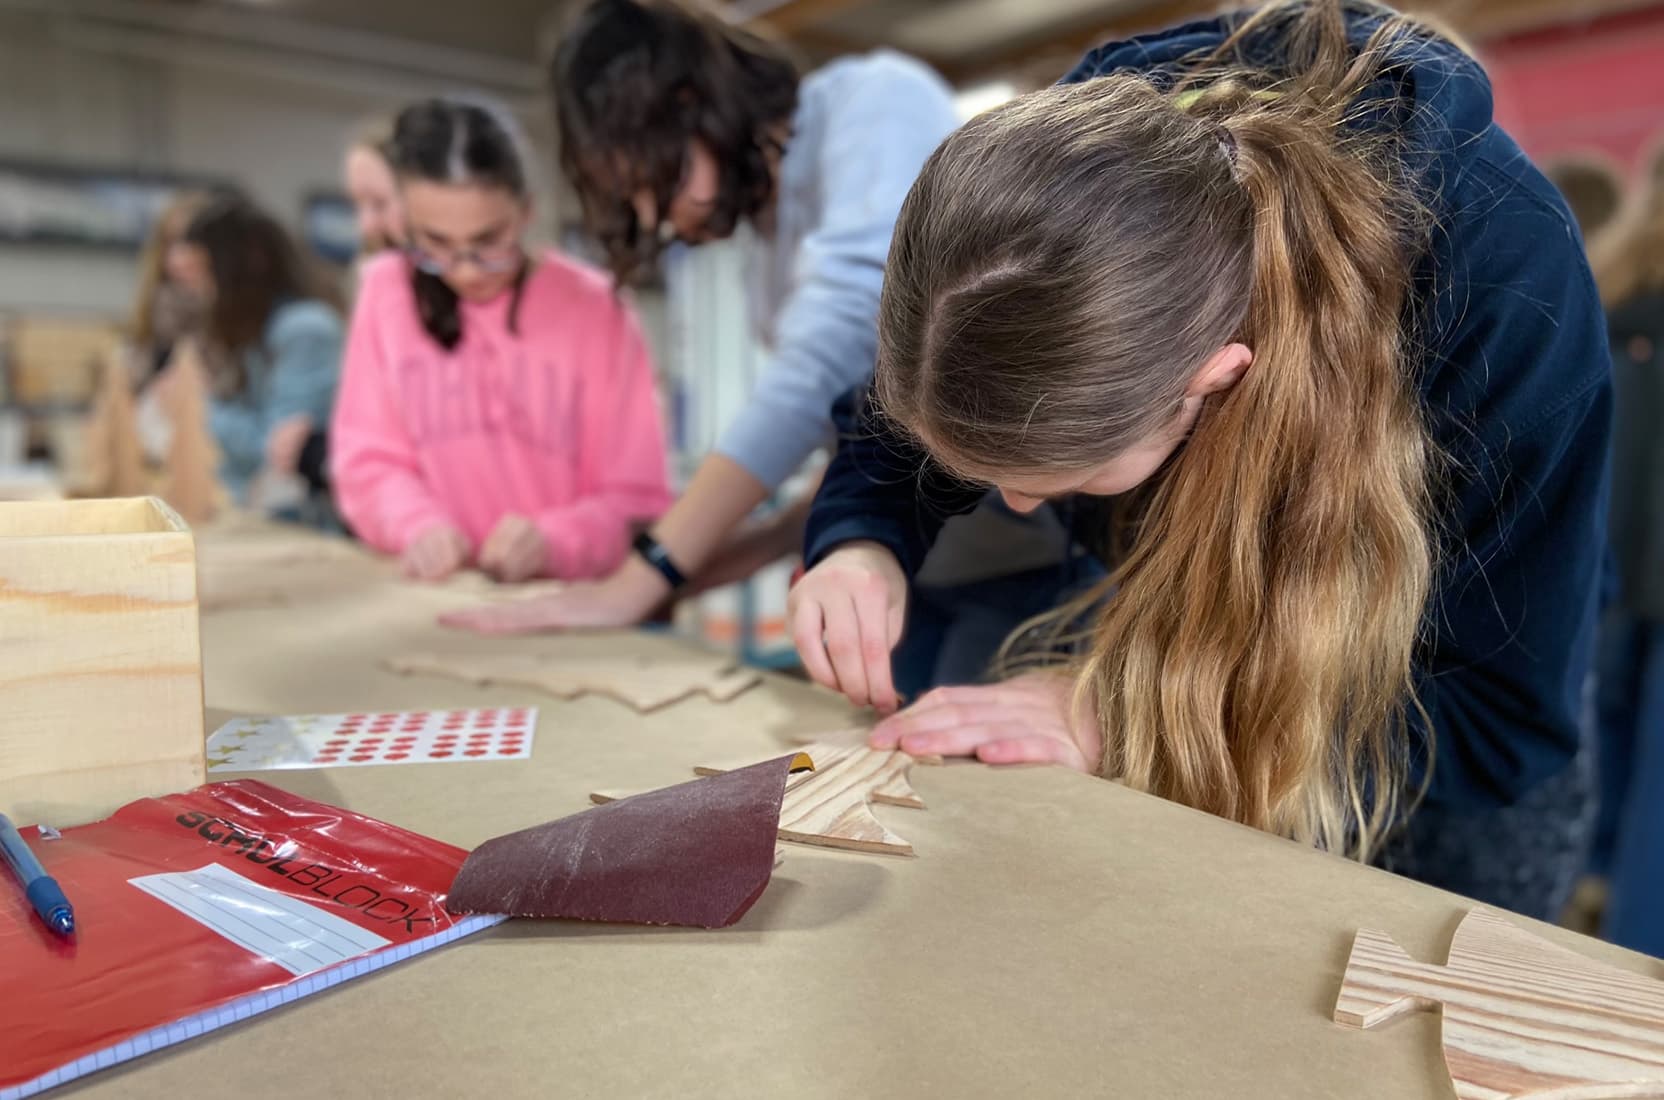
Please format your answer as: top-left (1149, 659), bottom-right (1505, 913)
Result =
top-left (1336, 907), bottom-right (1664, 1098)
top-left (0, 497), bottom-right (204, 828)
top-left (385, 650), bottom-right (761, 713)
top-left (53, 525), bottom-right (1664, 1099)
top-left (594, 742), bottom-right (929, 855)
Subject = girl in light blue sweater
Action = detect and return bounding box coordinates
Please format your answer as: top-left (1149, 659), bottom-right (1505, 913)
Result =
top-left (170, 194), bottom-right (343, 508)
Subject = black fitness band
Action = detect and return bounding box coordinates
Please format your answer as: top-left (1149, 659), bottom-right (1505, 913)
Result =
top-left (632, 531), bottom-right (687, 591)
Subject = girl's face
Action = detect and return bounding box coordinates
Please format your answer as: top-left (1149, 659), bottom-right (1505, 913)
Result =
top-left (345, 146), bottom-right (405, 252)
top-left (631, 139), bottom-right (723, 245)
top-left (401, 181), bottom-right (528, 302)
top-left (164, 241), bottom-right (214, 300)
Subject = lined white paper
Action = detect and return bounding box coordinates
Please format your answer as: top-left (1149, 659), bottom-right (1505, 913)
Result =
top-left (127, 863), bottom-right (390, 976)
top-left (0, 911), bottom-right (504, 1100)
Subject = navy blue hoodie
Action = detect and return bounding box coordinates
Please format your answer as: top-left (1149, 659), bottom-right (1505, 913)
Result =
top-left (804, 10), bottom-right (1614, 813)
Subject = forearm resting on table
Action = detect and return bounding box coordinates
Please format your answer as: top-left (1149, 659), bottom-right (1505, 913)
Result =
top-left (685, 488), bottom-right (817, 595)
top-left (651, 453), bottom-right (773, 576)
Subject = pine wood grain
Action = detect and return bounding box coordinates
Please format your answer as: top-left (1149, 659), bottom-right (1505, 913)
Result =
top-left (1335, 907), bottom-right (1664, 1099)
top-left (594, 742), bottom-right (928, 857)
top-left (0, 497), bottom-right (206, 827)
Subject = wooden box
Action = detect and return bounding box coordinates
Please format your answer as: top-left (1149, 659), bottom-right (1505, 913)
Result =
top-left (0, 497), bottom-right (205, 827)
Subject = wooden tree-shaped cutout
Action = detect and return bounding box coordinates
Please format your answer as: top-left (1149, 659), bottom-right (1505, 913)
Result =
top-left (159, 341), bottom-right (221, 524)
top-left (593, 742), bottom-right (931, 857)
top-left (384, 652), bottom-right (761, 714)
top-left (80, 348), bottom-right (147, 497)
top-left (1335, 907), bottom-right (1664, 1099)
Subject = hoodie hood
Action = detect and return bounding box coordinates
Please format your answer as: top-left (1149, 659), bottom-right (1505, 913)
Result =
top-left (1062, 5), bottom-right (1496, 217)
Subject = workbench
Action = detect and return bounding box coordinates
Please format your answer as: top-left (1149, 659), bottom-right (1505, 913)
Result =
top-left (59, 525), bottom-right (1658, 1099)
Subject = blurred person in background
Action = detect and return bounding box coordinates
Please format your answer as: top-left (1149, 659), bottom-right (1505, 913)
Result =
top-left (1588, 145), bottom-right (1664, 954)
top-left (330, 97), bottom-right (671, 584)
top-left (344, 117), bottom-right (406, 257)
top-left (442, 0), bottom-right (960, 639)
top-left (126, 191), bottom-right (223, 465)
top-left (1548, 156), bottom-right (1624, 244)
top-left (168, 193), bottom-right (344, 518)
top-left (127, 191), bottom-right (214, 385)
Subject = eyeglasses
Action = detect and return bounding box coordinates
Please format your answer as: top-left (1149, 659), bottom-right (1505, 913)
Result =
top-left (404, 243), bottom-right (523, 276)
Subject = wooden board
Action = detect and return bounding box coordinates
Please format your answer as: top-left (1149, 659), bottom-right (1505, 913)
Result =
top-left (159, 342), bottom-right (222, 525)
top-left (1335, 907), bottom-right (1664, 1099)
top-left (0, 497), bottom-right (206, 827)
top-left (385, 651), bottom-right (762, 713)
top-left (594, 742), bottom-right (929, 856)
top-left (80, 349), bottom-right (147, 497)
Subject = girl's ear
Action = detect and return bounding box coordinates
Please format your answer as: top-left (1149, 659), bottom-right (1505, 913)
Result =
top-left (1187, 342), bottom-right (1254, 398)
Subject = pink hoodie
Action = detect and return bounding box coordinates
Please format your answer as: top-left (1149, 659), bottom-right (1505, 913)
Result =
top-left (331, 251), bottom-right (672, 579)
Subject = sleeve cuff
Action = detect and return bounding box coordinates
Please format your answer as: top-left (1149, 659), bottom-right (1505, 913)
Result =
top-left (803, 515), bottom-right (914, 574)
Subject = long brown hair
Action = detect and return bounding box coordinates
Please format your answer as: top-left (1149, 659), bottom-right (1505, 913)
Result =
top-left (185, 193), bottom-right (342, 394)
top-left (129, 190), bottom-right (212, 348)
top-left (1591, 145), bottom-right (1664, 307)
top-left (876, 0), bottom-right (1440, 859)
top-left (549, 0), bottom-right (798, 284)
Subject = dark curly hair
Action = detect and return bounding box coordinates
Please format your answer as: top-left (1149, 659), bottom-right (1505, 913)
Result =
top-left (550, 0), bottom-right (799, 284)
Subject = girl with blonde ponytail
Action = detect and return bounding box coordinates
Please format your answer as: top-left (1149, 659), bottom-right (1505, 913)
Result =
top-left (790, 0), bottom-right (1613, 917)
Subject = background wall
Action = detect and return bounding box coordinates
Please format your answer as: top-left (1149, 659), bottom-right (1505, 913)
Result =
top-left (0, 1), bottom-right (554, 317)
top-left (1488, 5), bottom-right (1664, 177)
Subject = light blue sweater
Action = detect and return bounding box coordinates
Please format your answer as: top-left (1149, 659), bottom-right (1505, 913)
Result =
top-left (719, 50), bottom-right (960, 489)
top-left (209, 298), bottom-right (343, 499)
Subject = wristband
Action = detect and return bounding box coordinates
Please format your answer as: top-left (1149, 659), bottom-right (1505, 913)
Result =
top-left (632, 531), bottom-right (687, 591)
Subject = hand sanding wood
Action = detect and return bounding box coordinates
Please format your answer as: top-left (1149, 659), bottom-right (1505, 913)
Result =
top-left (594, 742), bottom-right (930, 857)
top-left (1334, 906), bottom-right (1664, 1099)
top-left (384, 651), bottom-right (761, 713)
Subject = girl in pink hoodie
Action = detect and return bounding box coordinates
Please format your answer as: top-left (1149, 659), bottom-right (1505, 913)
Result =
top-left (331, 97), bottom-right (672, 583)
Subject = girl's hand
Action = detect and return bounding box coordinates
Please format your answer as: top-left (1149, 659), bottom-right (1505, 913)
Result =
top-left (264, 414), bottom-right (313, 476)
top-left (402, 524), bottom-right (471, 583)
top-left (439, 566), bottom-right (660, 634)
top-left (869, 673), bottom-right (1102, 773)
top-left (788, 541), bottom-right (907, 715)
top-left (478, 514), bottom-right (548, 583)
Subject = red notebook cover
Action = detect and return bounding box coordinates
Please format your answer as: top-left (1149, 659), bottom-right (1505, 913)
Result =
top-left (0, 780), bottom-right (500, 1098)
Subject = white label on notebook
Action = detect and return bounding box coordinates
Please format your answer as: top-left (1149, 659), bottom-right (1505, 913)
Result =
top-left (127, 863), bottom-right (391, 976)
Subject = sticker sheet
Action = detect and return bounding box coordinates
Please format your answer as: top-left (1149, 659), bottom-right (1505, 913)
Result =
top-left (206, 708), bottom-right (538, 772)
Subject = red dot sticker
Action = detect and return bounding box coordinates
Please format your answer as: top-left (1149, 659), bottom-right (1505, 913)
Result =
top-left (360, 738), bottom-right (384, 747)
top-left (312, 754), bottom-right (341, 765)
top-left (464, 749), bottom-right (489, 757)
top-left (500, 746), bottom-right (524, 755)
top-left (383, 752), bottom-right (410, 761)
top-left (429, 750), bottom-right (453, 759)
top-left (393, 736), bottom-right (418, 745)
top-left (349, 753), bottom-right (376, 762)
top-left (325, 738), bottom-right (349, 747)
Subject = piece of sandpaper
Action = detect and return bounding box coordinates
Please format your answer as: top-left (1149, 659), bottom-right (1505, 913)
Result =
top-left (445, 752), bottom-right (811, 929)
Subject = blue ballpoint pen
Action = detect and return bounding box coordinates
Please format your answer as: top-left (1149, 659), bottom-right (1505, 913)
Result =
top-left (0, 812), bottom-right (75, 937)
